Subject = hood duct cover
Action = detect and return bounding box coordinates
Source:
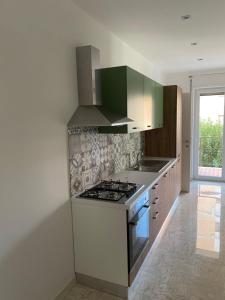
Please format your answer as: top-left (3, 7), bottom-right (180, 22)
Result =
top-left (67, 45), bottom-right (133, 127)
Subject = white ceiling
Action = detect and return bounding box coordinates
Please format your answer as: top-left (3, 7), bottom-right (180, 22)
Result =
top-left (73, 0), bottom-right (225, 73)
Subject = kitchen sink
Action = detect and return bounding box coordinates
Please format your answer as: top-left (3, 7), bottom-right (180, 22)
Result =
top-left (128, 159), bottom-right (170, 173)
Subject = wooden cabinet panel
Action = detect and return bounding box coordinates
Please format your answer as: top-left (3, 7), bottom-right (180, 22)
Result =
top-left (149, 160), bottom-right (180, 248)
top-left (145, 85), bottom-right (182, 158)
top-left (176, 157), bottom-right (182, 196)
top-left (176, 87), bottom-right (182, 160)
top-left (150, 181), bottom-right (161, 245)
top-left (159, 171), bottom-right (170, 223)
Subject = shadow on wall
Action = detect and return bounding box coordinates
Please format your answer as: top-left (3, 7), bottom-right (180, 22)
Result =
top-left (0, 201), bottom-right (74, 300)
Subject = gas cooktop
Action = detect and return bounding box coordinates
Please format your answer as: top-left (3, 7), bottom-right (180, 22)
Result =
top-left (79, 180), bottom-right (143, 203)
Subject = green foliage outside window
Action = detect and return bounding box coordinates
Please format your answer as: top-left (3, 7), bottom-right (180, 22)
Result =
top-left (199, 119), bottom-right (223, 167)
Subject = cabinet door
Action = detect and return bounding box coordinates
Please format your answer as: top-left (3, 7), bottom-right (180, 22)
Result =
top-left (176, 87), bottom-right (182, 157)
top-left (160, 170), bottom-right (170, 220)
top-left (149, 182), bottom-right (161, 245)
top-left (170, 163), bottom-right (176, 206)
top-left (127, 68), bottom-right (145, 133)
top-left (153, 81), bottom-right (164, 129)
top-left (143, 78), bottom-right (164, 131)
top-left (143, 77), bottom-right (154, 130)
top-left (98, 66), bottom-right (128, 134)
top-left (176, 157), bottom-right (182, 196)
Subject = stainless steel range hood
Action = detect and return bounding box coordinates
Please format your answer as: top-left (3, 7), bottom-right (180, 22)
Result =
top-left (67, 46), bottom-right (133, 127)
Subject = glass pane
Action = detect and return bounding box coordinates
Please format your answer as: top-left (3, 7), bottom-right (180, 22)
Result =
top-left (198, 94), bottom-right (224, 177)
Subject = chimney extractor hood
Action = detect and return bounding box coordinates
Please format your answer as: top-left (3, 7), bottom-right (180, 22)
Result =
top-left (67, 46), bottom-right (133, 127)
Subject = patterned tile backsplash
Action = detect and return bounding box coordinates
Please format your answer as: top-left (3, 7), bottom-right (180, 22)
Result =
top-left (68, 127), bottom-right (144, 196)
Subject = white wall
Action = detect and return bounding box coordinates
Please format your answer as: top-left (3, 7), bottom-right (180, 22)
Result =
top-left (0, 1), bottom-right (162, 299)
top-left (163, 71), bottom-right (190, 93)
top-left (163, 68), bottom-right (225, 93)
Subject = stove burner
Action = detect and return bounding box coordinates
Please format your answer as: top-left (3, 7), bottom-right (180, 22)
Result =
top-left (97, 180), bottom-right (137, 193)
top-left (98, 191), bottom-right (125, 201)
top-left (79, 180), bottom-right (140, 203)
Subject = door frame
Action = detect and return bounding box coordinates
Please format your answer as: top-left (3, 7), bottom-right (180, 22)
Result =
top-left (193, 87), bottom-right (225, 181)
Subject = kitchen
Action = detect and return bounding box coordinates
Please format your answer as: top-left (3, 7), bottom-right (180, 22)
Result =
top-left (67, 46), bottom-right (182, 298)
top-left (1, 1), bottom-right (225, 300)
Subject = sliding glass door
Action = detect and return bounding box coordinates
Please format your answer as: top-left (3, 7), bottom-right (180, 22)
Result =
top-left (193, 88), bottom-right (225, 181)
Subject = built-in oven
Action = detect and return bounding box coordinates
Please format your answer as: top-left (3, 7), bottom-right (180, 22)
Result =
top-left (128, 191), bottom-right (151, 272)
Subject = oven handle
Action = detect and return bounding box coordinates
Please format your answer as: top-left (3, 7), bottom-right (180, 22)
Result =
top-left (129, 202), bottom-right (151, 226)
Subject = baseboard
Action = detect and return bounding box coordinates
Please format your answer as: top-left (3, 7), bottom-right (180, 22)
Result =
top-left (76, 273), bottom-right (128, 299)
top-left (54, 278), bottom-right (76, 300)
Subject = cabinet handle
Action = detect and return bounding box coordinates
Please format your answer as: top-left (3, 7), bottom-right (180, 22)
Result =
top-left (152, 183), bottom-right (159, 190)
top-left (163, 172), bottom-right (168, 177)
top-left (152, 197), bottom-right (159, 205)
top-left (153, 212), bottom-right (159, 219)
top-left (147, 125), bottom-right (151, 128)
top-left (132, 127), bottom-right (138, 130)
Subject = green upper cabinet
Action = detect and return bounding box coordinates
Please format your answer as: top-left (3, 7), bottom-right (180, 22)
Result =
top-left (98, 66), bottom-right (145, 133)
top-left (153, 81), bottom-right (164, 129)
top-left (144, 77), bottom-right (164, 130)
top-left (98, 66), bottom-right (163, 134)
top-left (143, 76), bottom-right (153, 130)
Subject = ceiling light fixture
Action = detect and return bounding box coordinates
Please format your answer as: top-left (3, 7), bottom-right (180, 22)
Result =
top-left (191, 42), bottom-right (198, 46)
top-left (181, 14), bottom-right (191, 20)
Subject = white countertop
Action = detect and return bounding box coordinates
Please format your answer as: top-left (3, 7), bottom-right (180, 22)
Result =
top-left (72, 157), bottom-right (177, 210)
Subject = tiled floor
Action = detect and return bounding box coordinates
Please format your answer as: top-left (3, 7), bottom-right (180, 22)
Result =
top-left (64, 181), bottom-right (225, 300)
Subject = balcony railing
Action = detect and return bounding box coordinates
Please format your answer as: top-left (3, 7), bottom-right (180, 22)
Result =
top-left (199, 135), bottom-right (223, 168)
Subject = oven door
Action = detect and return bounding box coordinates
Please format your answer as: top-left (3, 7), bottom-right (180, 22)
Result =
top-left (128, 201), bottom-right (150, 271)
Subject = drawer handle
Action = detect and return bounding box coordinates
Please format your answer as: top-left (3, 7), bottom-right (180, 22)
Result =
top-left (132, 127), bottom-right (138, 130)
top-left (147, 125), bottom-right (151, 128)
top-left (152, 197), bottom-right (159, 205)
top-left (153, 212), bottom-right (159, 219)
top-left (163, 172), bottom-right (168, 178)
top-left (152, 183), bottom-right (159, 190)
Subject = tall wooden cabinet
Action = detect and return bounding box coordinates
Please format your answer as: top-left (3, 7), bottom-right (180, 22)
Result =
top-left (145, 85), bottom-right (182, 158)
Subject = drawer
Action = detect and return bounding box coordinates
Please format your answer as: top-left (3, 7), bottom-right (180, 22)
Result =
top-left (151, 195), bottom-right (160, 211)
top-left (150, 209), bottom-right (161, 244)
top-left (151, 182), bottom-right (160, 198)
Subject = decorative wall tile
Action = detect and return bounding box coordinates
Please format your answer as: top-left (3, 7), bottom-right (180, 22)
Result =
top-left (81, 151), bottom-right (92, 171)
top-left (68, 135), bottom-right (81, 157)
top-left (71, 174), bottom-right (83, 195)
top-left (81, 169), bottom-right (93, 189)
top-left (68, 128), bottom-right (144, 196)
top-left (71, 153), bottom-right (82, 168)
